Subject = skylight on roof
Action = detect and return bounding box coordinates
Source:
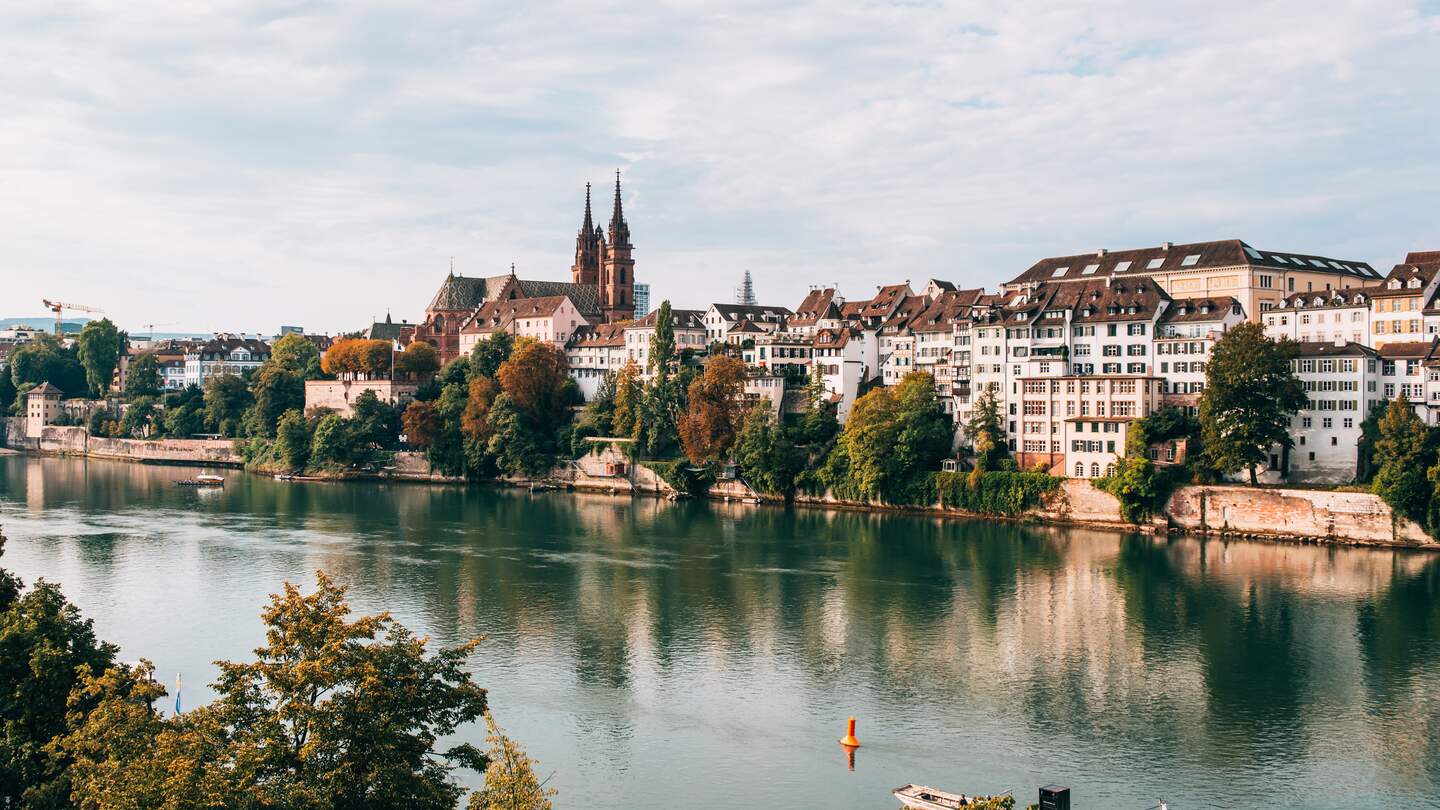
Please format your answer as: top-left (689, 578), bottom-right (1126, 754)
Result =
top-left (1051, 267), bottom-right (1069, 278)
top-left (1329, 261), bottom-right (1344, 270)
top-left (1146, 258), bottom-right (1164, 270)
top-left (1244, 246), bottom-right (1263, 260)
top-left (1083, 263), bottom-right (1099, 275)
top-left (1181, 254), bottom-right (1201, 266)
top-left (1114, 261), bottom-right (1132, 272)
top-left (1271, 255), bottom-right (1289, 263)
top-left (1309, 259), bottom-right (1326, 268)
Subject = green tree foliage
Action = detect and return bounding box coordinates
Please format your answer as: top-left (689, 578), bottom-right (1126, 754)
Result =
top-left (734, 408), bottom-right (805, 495)
top-left (964, 386), bottom-right (1008, 471)
top-left (123, 353), bottom-right (163, 400)
top-left (0, 529), bottom-right (119, 807)
top-left (202, 373), bottom-right (253, 437)
top-left (469, 333), bottom-right (515, 381)
top-left (580, 371), bottom-right (618, 437)
top-left (497, 340), bottom-right (571, 437)
top-left (467, 713), bottom-right (555, 810)
top-left (310, 412), bottom-right (353, 468)
top-left (8, 334), bottom-right (87, 397)
top-left (1372, 396), bottom-right (1431, 523)
top-left (461, 376), bottom-right (501, 474)
top-left (274, 408), bottom-right (313, 471)
top-left (821, 372), bottom-right (951, 503)
top-left (1199, 323), bottom-right (1306, 484)
top-left (649, 301), bottom-right (676, 377)
top-left (351, 390), bottom-right (403, 450)
top-left (76, 318), bottom-right (123, 397)
top-left (117, 396), bottom-right (158, 438)
top-left (0, 371), bottom-right (15, 415)
top-left (487, 394), bottom-right (551, 478)
top-left (269, 333), bottom-right (323, 378)
top-left (161, 385), bottom-right (205, 438)
top-left (936, 470), bottom-right (1059, 514)
top-left (611, 361), bottom-right (643, 441)
top-left (61, 572), bottom-right (489, 809)
top-left (1098, 418), bottom-right (1160, 523)
top-left (243, 362), bottom-right (305, 438)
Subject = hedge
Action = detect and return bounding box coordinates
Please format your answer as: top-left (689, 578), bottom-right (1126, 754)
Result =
top-left (935, 470), bottom-right (1061, 515)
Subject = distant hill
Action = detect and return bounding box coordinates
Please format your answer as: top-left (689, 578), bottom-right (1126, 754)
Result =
top-left (0, 316), bottom-right (88, 334)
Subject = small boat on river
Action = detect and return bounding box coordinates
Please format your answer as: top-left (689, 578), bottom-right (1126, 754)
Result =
top-left (893, 784), bottom-right (1002, 809)
top-left (176, 474), bottom-right (225, 488)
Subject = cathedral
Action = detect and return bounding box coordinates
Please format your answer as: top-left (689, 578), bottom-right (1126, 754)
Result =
top-left (412, 174), bottom-right (638, 362)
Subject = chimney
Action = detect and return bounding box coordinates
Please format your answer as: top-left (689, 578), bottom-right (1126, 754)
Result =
top-left (1096, 248), bottom-right (1108, 257)
top-left (1334, 336), bottom-right (1346, 348)
top-left (1162, 241), bottom-right (1173, 251)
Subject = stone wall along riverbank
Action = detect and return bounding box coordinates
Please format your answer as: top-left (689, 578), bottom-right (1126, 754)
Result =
top-left (16, 425), bottom-right (242, 467)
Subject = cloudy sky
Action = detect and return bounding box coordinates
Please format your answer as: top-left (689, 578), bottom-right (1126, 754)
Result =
top-left (3, 1), bottom-right (1439, 334)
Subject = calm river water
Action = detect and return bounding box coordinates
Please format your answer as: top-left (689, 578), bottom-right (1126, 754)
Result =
top-left (2, 454), bottom-right (1438, 808)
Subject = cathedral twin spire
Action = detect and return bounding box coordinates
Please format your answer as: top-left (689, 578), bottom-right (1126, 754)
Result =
top-left (572, 172), bottom-right (631, 291)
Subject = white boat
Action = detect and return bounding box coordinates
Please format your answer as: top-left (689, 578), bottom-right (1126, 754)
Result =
top-left (893, 784), bottom-right (1002, 809)
top-left (176, 474), bottom-right (225, 487)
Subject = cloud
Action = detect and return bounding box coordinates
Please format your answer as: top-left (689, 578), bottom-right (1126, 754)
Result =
top-left (1, 0), bottom-right (1437, 332)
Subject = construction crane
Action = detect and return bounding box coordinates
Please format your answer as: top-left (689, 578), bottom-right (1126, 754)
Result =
top-left (41, 299), bottom-right (104, 336)
top-left (138, 322), bottom-right (177, 341)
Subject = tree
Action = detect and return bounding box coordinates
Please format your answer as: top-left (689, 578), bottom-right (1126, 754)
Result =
top-left (581, 371), bottom-right (618, 436)
top-left (124, 353), bottom-right (163, 400)
top-left (470, 333), bottom-right (514, 381)
top-left (61, 573), bottom-right (489, 809)
top-left (467, 713), bottom-right (555, 810)
top-left (77, 318), bottom-right (123, 397)
top-left (270, 333), bottom-right (323, 378)
top-left (497, 340), bottom-right (570, 435)
top-left (1372, 396), bottom-right (1430, 523)
top-left (0, 371), bottom-right (15, 415)
top-left (678, 355), bottom-right (749, 464)
top-left (351, 390), bottom-right (402, 450)
top-left (310, 412), bottom-right (353, 467)
top-left (822, 372), bottom-right (949, 503)
top-left (323, 338), bottom-right (395, 378)
top-left (118, 396), bottom-right (158, 438)
top-left (649, 301), bottom-right (676, 377)
top-left (1099, 417), bottom-right (1159, 523)
top-left (243, 363), bottom-right (305, 437)
top-left (162, 386), bottom-right (206, 438)
top-left (461, 375), bottom-right (501, 472)
top-left (398, 342), bottom-right (441, 377)
top-left (734, 408), bottom-right (805, 495)
top-left (964, 386), bottom-right (1007, 471)
top-left (1198, 323), bottom-right (1306, 485)
top-left (0, 529), bottom-right (119, 807)
top-left (202, 373), bottom-right (252, 437)
top-left (8, 334), bottom-right (87, 397)
top-left (611, 361), bottom-right (643, 440)
top-left (274, 408), bottom-right (313, 471)
top-left (487, 394), bottom-right (551, 479)
top-left (403, 401), bottom-right (444, 448)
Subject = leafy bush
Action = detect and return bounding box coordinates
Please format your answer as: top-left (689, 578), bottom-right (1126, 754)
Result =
top-left (936, 470), bottom-right (1060, 515)
top-left (642, 460), bottom-right (715, 496)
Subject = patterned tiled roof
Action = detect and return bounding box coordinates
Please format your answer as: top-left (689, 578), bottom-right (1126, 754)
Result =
top-left (427, 275), bottom-right (490, 312)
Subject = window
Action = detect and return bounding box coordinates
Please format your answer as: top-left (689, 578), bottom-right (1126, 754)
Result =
top-left (1181, 254), bottom-right (1201, 266)
top-left (1051, 267), bottom-right (1068, 278)
top-left (1146, 258), bottom-right (1164, 270)
top-left (1083, 263), bottom-right (1099, 275)
top-left (1074, 462), bottom-right (1084, 477)
top-left (1127, 323), bottom-right (1146, 336)
top-left (1114, 261), bottom-right (1132, 273)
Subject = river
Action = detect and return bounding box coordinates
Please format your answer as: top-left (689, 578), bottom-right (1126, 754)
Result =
top-left (1, 454), bottom-right (1438, 808)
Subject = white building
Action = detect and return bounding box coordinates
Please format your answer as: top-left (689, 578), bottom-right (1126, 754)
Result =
top-left (457, 295), bottom-right (591, 355)
top-left (184, 336), bottom-right (271, 387)
top-left (1155, 296), bottom-right (1245, 413)
top-left (1276, 342), bottom-right (1376, 483)
top-left (702, 303), bottom-right (791, 343)
top-left (1263, 291), bottom-right (1371, 345)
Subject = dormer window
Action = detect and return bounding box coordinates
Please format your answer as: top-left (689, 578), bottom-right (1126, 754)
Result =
top-left (1389, 279), bottom-right (1402, 289)
top-left (1409, 278), bottom-right (1422, 288)
top-left (1200, 305), bottom-right (1211, 314)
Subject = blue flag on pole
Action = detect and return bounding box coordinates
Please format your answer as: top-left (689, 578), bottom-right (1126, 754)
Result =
top-left (174, 673), bottom-right (182, 715)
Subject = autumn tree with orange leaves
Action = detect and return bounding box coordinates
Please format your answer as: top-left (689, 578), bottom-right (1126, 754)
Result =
top-left (496, 339), bottom-right (570, 434)
top-left (678, 355), bottom-right (749, 464)
top-left (322, 338), bottom-right (395, 378)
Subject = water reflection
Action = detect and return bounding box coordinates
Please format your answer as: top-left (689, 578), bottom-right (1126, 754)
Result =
top-left (2, 454), bottom-right (1439, 809)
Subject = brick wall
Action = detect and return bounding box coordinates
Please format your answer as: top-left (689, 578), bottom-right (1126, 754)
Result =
top-left (1165, 485), bottom-right (1434, 547)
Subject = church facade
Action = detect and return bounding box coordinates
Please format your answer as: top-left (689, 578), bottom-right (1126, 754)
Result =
top-left (412, 174), bottom-right (638, 362)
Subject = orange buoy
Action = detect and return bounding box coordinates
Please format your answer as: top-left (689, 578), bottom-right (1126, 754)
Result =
top-left (839, 716), bottom-right (860, 748)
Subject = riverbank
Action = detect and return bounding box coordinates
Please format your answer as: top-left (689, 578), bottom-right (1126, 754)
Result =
top-left (7, 428), bottom-right (1436, 549)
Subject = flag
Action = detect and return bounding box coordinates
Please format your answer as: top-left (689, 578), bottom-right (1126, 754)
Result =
top-left (174, 673), bottom-right (182, 715)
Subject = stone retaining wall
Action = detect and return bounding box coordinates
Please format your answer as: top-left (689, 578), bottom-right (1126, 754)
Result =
top-left (1164, 485), bottom-right (1434, 547)
top-left (30, 426), bottom-right (242, 466)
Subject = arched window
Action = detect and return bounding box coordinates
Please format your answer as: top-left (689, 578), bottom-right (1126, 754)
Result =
top-left (1105, 463), bottom-right (1116, 477)
top-left (433, 314), bottom-right (445, 332)
top-left (1074, 462), bottom-right (1084, 477)
top-left (1090, 463), bottom-right (1100, 477)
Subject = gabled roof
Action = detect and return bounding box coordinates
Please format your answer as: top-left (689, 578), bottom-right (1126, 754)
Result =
top-left (28, 381), bottom-right (62, 396)
top-left (1405, 250), bottom-right (1440, 266)
top-left (568, 322), bottom-right (628, 349)
top-left (790, 288), bottom-right (840, 324)
top-left (876, 294), bottom-right (931, 334)
top-left (1273, 291), bottom-right (1371, 310)
top-left (859, 283), bottom-right (913, 318)
top-left (505, 278), bottom-right (603, 318)
top-left (195, 337), bottom-right (271, 356)
top-left (1293, 341), bottom-right (1377, 358)
top-left (427, 274), bottom-right (490, 312)
top-left (1066, 279), bottom-right (1171, 324)
top-left (709, 303), bottom-right (792, 322)
top-left (1158, 296), bottom-right (1243, 324)
top-left (1006, 240), bottom-right (1378, 287)
top-left (461, 295), bottom-right (574, 333)
top-left (628, 308), bottom-right (705, 330)
top-left (910, 288), bottom-right (985, 333)
top-left (1371, 263), bottom-right (1439, 298)
top-left (1377, 340), bottom-right (1437, 360)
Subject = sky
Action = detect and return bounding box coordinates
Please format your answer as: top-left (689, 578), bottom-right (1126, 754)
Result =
top-left (2, 1), bottom-right (1439, 335)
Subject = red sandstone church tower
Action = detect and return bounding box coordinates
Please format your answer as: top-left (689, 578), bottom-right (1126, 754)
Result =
top-left (599, 172), bottom-right (635, 322)
top-left (570, 182), bottom-right (602, 287)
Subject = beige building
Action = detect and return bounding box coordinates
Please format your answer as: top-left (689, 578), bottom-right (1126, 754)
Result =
top-left (304, 379), bottom-right (418, 417)
top-left (25, 382), bottom-right (62, 438)
top-left (1013, 375), bottom-right (1166, 476)
top-left (1003, 240), bottom-right (1378, 322)
top-left (457, 295), bottom-right (591, 355)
